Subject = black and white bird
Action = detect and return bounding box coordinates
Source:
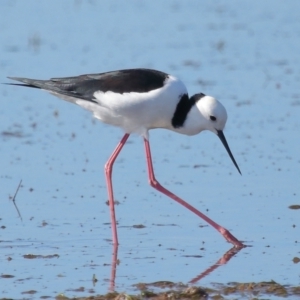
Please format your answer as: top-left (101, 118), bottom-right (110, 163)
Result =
top-left (8, 68), bottom-right (244, 248)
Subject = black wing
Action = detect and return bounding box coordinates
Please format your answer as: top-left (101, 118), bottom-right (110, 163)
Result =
top-left (8, 68), bottom-right (169, 101)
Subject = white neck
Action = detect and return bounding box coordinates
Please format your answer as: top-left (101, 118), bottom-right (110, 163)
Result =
top-left (171, 105), bottom-right (207, 136)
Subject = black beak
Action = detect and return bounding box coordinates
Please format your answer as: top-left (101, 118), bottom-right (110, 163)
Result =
top-left (217, 130), bottom-right (241, 175)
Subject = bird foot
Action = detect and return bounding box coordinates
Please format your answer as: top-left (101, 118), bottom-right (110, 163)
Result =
top-left (220, 227), bottom-right (246, 249)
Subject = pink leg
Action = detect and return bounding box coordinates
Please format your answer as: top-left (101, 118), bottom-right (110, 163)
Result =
top-left (144, 138), bottom-right (244, 248)
top-left (105, 133), bottom-right (130, 245)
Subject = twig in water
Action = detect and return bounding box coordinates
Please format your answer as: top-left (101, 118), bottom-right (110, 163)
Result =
top-left (11, 180), bottom-right (23, 221)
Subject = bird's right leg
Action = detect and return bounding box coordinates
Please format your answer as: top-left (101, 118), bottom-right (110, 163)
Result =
top-left (105, 133), bottom-right (130, 245)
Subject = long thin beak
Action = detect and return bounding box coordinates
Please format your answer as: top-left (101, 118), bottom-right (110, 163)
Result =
top-left (217, 130), bottom-right (241, 175)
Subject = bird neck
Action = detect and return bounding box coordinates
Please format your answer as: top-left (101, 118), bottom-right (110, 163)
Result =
top-left (172, 104), bottom-right (206, 136)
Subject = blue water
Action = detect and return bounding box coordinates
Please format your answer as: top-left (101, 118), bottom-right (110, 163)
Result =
top-left (1, 1), bottom-right (300, 299)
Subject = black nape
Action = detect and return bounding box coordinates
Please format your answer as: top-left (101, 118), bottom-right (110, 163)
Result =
top-left (171, 93), bottom-right (205, 128)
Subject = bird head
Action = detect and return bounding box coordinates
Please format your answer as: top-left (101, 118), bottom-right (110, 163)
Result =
top-left (196, 95), bottom-right (241, 175)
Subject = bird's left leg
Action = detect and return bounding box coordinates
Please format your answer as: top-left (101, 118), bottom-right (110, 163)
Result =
top-left (143, 138), bottom-right (244, 248)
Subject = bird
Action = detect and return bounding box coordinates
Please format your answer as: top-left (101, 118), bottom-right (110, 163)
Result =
top-left (7, 68), bottom-right (244, 248)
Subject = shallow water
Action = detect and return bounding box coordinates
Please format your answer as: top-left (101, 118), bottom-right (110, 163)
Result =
top-left (1, 1), bottom-right (300, 299)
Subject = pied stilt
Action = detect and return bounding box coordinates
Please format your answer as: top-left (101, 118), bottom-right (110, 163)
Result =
top-left (7, 68), bottom-right (244, 248)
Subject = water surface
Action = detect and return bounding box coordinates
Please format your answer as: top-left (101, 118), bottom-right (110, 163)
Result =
top-left (1, 1), bottom-right (299, 299)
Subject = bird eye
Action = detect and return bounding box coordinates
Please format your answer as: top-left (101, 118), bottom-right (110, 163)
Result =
top-left (210, 116), bottom-right (216, 121)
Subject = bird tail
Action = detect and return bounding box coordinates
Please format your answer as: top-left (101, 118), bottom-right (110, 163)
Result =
top-left (6, 77), bottom-right (45, 89)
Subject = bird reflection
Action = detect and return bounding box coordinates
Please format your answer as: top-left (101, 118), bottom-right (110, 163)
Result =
top-left (107, 243), bottom-right (244, 292)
